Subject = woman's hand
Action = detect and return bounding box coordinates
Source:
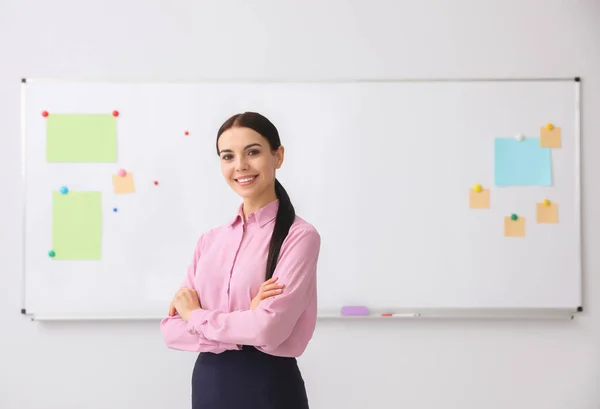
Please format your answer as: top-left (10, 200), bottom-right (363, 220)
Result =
top-left (168, 288), bottom-right (185, 317)
top-left (170, 287), bottom-right (202, 322)
top-left (250, 277), bottom-right (284, 310)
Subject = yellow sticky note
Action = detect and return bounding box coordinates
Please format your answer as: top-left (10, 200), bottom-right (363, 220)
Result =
top-left (537, 202), bottom-right (558, 223)
top-left (504, 216), bottom-right (525, 237)
top-left (112, 172), bottom-right (135, 194)
top-left (540, 126), bottom-right (561, 148)
top-left (469, 188), bottom-right (490, 209)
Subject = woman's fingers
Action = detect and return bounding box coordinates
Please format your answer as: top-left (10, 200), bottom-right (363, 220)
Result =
top-left (261, 288), bottom-right (283, 299)
top-left (262, 282), bottom-right (284, 292)
top-left (260, 276), bottom-right (278, 289)
top-left (168, 287), bottom-right (187, 316)
top-left (260, 283), bottom-right (284, 300)
top-left (249, 280), bottom-right (284, 310)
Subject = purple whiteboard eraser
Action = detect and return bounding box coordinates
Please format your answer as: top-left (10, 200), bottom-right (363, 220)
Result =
top-left (341, 306), bottom-right (369, 316)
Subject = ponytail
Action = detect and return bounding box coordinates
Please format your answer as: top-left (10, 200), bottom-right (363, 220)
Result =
top-left (265, 179), bottom-right (296, 280)
top-left (214, 111), bottom-right (295, 280)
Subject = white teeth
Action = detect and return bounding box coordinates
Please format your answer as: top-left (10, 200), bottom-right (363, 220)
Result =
top-left (238, 176), bottom-right (256, 183)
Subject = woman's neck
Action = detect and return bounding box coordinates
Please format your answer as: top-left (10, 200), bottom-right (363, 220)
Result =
top-left (243, 191), bottom-right (278, 219)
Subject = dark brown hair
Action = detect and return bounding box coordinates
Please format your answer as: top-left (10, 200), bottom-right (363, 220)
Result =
top-left (216, 112), bottom-right (296, 280)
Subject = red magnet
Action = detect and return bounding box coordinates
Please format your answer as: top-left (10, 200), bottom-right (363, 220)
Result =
top-left (42, 111), bottom-right (48, 117)
top-left (154, 181), bottom-right (159, 186)
top-left (184, 130), bottom-right (189, 136)
top-left (112, 110), bottom-right (119, 117)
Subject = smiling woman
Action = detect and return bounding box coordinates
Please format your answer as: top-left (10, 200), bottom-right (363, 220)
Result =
top-left (216, 115), bottom-right (286, 216)
top-left (160, 112), bottom-right (321, 409)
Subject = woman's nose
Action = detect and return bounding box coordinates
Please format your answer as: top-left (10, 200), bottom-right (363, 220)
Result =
top-left (236, 157), bottom-right (249, 171)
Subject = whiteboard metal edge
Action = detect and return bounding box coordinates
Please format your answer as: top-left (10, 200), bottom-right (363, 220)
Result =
top-left (316, 308), bottom-right (579, 320)
top-left (28, 315), bottom-right (165, 321)
top-left (20, 78), bottom-right (28, 316)
top-left (574, 78), bottom-right (583, 310)
top-left (27, 308), bottom-right (580, 321)
top-left (19, 77), bottom-right (578, 84)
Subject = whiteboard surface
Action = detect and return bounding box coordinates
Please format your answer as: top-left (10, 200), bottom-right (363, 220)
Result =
top-left (21, 79), bottom-right (582, 318)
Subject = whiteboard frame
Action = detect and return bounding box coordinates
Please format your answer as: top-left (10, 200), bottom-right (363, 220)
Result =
top-left (27, 307), bottom-right (579, 322)
top-left (18, 76), bottom-right (584, 321)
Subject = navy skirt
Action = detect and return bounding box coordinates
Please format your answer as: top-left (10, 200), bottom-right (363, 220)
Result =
top-left (191, 345), bottom-right (310, 409)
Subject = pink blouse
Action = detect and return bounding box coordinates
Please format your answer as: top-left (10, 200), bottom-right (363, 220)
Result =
top-left (159, 199), bottom-right (321, 357)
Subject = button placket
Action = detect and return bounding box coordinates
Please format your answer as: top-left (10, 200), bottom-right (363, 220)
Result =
top-left (225, 221), bottom-right (247, 311)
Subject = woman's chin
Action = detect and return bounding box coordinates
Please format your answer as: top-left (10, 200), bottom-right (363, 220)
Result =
top-left (233, 185), bottom-right (259, 200)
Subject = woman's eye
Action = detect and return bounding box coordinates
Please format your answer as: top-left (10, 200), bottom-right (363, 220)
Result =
top-left (222, 154), bottom-right (232, 160)
top-left (248, 149), bottom-right (260, 156)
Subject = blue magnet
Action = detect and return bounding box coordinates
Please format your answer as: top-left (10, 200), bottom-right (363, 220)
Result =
top-left (59, 186), bottom-right (69, 195)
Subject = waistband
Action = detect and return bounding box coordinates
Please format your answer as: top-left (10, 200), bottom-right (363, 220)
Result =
top-left (198, 345), bottom-right (297, 363)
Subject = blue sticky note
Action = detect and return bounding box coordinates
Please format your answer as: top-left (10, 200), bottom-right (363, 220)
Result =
top-left (494, 138), bottom-right (552, 186)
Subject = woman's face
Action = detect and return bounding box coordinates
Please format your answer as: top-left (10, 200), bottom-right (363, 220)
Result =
top-left (217, 126), bottom-right (284, 203)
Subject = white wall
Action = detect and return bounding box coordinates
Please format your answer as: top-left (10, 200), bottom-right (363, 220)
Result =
top-left (1, 1), bottom-right (599, 408)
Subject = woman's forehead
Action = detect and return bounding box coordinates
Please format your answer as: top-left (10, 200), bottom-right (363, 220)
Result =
top-left (219, 127), bottom-right (265, 148)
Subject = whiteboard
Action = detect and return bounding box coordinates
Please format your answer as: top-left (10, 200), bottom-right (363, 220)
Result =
top-left (20, 78), bottom-right (582, 320)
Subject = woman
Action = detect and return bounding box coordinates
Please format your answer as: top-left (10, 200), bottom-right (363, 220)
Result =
top-left (160, 111), bottom-right (321, 409)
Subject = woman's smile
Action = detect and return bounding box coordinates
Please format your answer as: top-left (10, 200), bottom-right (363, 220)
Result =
top-left (234, 174), bottom-right (259, 186)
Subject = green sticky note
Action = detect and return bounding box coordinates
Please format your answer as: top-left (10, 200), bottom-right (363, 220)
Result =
top-left (52, 191), bottom-right (102, 260)
top-left (46, 114), bottom-right (117, 162)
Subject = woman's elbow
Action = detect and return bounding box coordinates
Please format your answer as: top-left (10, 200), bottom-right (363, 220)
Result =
top-left (160, 324), bottom-right (177, 349)
top-left (255, 329), bottom-right (284, 350)
top-left (254, 315), bottom-right (293, 349)
top-left (160, 317), bottom-right (188, 349)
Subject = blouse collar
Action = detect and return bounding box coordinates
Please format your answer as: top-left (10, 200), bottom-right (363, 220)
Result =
top-left (228, 199), bottom-right (279, 228)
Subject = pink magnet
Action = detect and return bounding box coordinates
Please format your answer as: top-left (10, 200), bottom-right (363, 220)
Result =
top-left (341, 306), bottom-right (369, 316)
top-left (117, 169), bottom-right (127, 177)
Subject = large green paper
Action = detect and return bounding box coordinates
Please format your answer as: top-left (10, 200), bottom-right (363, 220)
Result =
top-left (52, 191), bottom-right (102, 260)
top-left (46, 114), bottom-right (117, 162)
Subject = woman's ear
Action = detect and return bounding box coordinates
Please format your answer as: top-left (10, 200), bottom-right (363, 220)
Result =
top-left (275, 146), bottom-right (285, 169)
